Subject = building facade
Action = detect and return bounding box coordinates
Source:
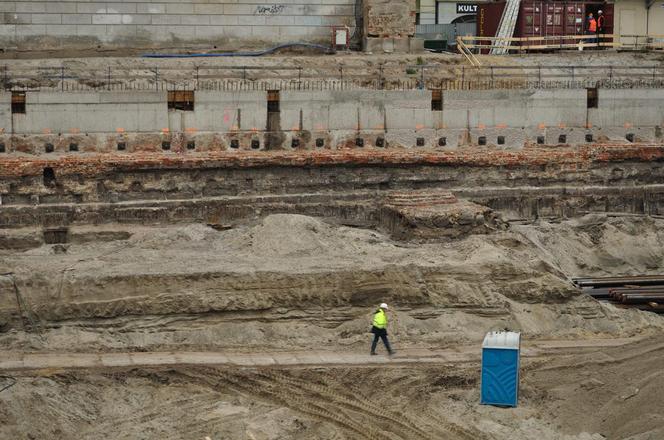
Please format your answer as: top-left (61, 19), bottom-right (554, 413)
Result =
top-left (0, 0), bottom-right (357, 52)
top-left (614, 0), bottom-right (664, 39)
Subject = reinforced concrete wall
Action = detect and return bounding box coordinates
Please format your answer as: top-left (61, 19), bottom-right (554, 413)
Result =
top-left (1, 87), bottom-right (663, 153)
top-left (11, 91), bottom-right (167, 134)
top-left (589, 89), bottom-right (664, 128)
top-left (0, 0), bottom-right (355, 51)
top-left (441, 89), bottom-right (587, 129)
top-left (279, 90), bottom-right (432, 131)
top-left (0, 92), bottom-right (10, 134)
top-left (169, 91), bottom-right (266, 133)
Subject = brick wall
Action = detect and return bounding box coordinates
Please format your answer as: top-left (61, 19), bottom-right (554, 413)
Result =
top-left (0, 0), bottom-right (356, 51)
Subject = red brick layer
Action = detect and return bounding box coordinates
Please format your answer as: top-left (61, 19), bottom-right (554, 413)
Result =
top-left (0, 144), bottom-right (663, 178)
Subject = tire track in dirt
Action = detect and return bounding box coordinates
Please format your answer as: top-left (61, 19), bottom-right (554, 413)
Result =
top-left (535, 342), bottom-right (664, 372)
top-left (188, 368), bottom-right (372, 439)
top-left (250, 370), bottom-right (432, 439)
top-left (180, 368), bottom-right (483, 440)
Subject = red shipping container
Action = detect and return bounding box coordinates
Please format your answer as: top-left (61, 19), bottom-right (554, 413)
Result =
top-left (477, 1), bottom-right (613, 49)
top-left (477, 2), bottom-right (506, 53)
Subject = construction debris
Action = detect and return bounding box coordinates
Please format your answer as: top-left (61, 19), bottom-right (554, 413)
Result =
top-left (574, 276), bottom-right (664, 313)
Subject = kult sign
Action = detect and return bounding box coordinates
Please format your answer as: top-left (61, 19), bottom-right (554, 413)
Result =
top-left (456, 3), bottom-right (478, 13)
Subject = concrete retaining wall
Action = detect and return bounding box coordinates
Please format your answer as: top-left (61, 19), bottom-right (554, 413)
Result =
top-left (1, 88), bottom-right (663, 153)
top-left (0, 92), bottom-right (10, 134)
top-left (589, 89), bottom-right (664, 128)
top-left (280, 90), bottom-right (431, 131)
top-left (0, 0), bottom-right (355, 51)
top-left (11, 91), bottom-right (167, 134)
top-left (441, 89), bottom-right (587, 129)
top-left (170, 91), bottom-right (266, 133)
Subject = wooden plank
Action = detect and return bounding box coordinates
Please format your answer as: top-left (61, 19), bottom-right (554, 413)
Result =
top-left (463, 41), bottom-right (619, 50)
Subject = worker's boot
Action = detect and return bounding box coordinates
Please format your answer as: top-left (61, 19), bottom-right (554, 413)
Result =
top-left (370, 351), bottom-right (377, 355)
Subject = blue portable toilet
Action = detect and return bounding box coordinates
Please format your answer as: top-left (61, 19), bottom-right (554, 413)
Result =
top-left (480, 331), bottom-right (521, 407)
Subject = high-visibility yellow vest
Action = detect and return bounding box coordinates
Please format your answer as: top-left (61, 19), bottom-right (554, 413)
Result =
top-left (372, 309), bottom-right (387, 329)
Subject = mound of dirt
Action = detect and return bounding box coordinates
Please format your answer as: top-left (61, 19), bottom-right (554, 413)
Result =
top-left (0, 214), bottom-right (663, 354)
top-left (514, 214), bottom-right (664, 277)
top-left (2, 213), bottom-right (664, 440)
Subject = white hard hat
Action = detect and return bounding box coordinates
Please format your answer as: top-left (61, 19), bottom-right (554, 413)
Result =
top-left (379, 303), bottom-right (389, 309)
top-left (598, 9), bottom-right (602, 13)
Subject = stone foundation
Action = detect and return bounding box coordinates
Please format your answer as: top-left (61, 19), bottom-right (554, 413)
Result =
top-left (362, 0), bottom-right (419, 52)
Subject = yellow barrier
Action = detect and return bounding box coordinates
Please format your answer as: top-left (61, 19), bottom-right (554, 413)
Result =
top-left (456, 34), bottom-right (664, 54)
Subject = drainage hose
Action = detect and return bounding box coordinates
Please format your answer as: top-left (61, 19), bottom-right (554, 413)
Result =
top-left (141, 42), bottom-right (334, 58)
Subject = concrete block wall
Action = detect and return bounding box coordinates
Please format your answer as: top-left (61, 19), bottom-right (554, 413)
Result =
top-left (589, 89), bottom-right (664, 128)
top-left (441, 89), bottom-right (587, 129)
top-left (171, 91), bottom-right (266, 133)
top-left (0, 92), bottom-right (10, 134)
top-left (11, 91), bottom-right (167, 134)
top-left (0, 0), bottom-right (356, 51)
top-left (1, 87), bottom-right (663, 154)
top-left (279, 90), bottom-right (431, 132)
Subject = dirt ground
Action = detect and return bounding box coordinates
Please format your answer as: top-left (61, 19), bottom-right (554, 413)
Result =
top-left (1, 213), bottom-right (664, 439)
top-left (3, 51), bottom-right (662, 90)
top-left (1, 337), bottom-right (663, 440)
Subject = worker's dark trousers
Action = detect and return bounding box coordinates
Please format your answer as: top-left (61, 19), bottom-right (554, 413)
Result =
top-left (371, 333), bottom-right (393, 354)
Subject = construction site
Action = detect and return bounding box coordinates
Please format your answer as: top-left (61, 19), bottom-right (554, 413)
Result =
top-left (1, 0), bottom-right (664, 439)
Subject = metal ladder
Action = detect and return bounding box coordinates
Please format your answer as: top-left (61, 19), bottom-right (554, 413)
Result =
top-left (491, 0), bottom-right (521, 55)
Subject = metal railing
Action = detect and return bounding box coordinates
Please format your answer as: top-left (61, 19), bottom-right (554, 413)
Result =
top-left (619, 34), bottom-right (664, 51)
top-left (457, 33), bottom-right (664, 53)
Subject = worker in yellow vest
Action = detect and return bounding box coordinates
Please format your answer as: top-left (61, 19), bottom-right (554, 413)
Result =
top-left (370, 303), bottom-right (394, 356)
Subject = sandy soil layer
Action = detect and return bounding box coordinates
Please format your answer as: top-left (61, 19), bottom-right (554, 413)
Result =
top-left (2, 52), bottom-right (661, 89)
top-left (1, 213), bottom-right (663, 439)
top-left (1, 214), bottom-right (663, 353)
top-left (1, 336), bottom-right (663, 439)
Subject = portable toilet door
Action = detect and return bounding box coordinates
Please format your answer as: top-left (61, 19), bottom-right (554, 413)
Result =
top-left (480, 331), bottom-right (521, 407)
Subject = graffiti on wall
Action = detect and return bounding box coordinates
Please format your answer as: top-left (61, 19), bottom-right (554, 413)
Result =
top-left (255, 4), bottom-right (286, 15)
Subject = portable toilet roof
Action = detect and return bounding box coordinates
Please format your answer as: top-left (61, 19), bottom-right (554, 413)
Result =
top-left (482, 331), bottom-right (520, 349)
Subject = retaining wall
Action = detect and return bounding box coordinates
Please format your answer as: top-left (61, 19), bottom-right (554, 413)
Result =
top-left (169, 91), bottom-right (266, 133)
top-left (588, 89), bottom-right (664, 128)
top-left (279, 90), bottom-right (432, 131)
top-left (12, 91), bottom-right (167, 134)
top-left (0, 0), bottom-right (355, 51)
top-left (2, 88), bottom-right (664, 153)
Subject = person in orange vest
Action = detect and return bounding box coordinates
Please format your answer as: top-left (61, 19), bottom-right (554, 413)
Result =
top-left (596, 10), bottom-right (605, 48)
top-left (586, 13), bottom-right (597, 47)
top-left (597, 10), bottom-right (605, 32)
